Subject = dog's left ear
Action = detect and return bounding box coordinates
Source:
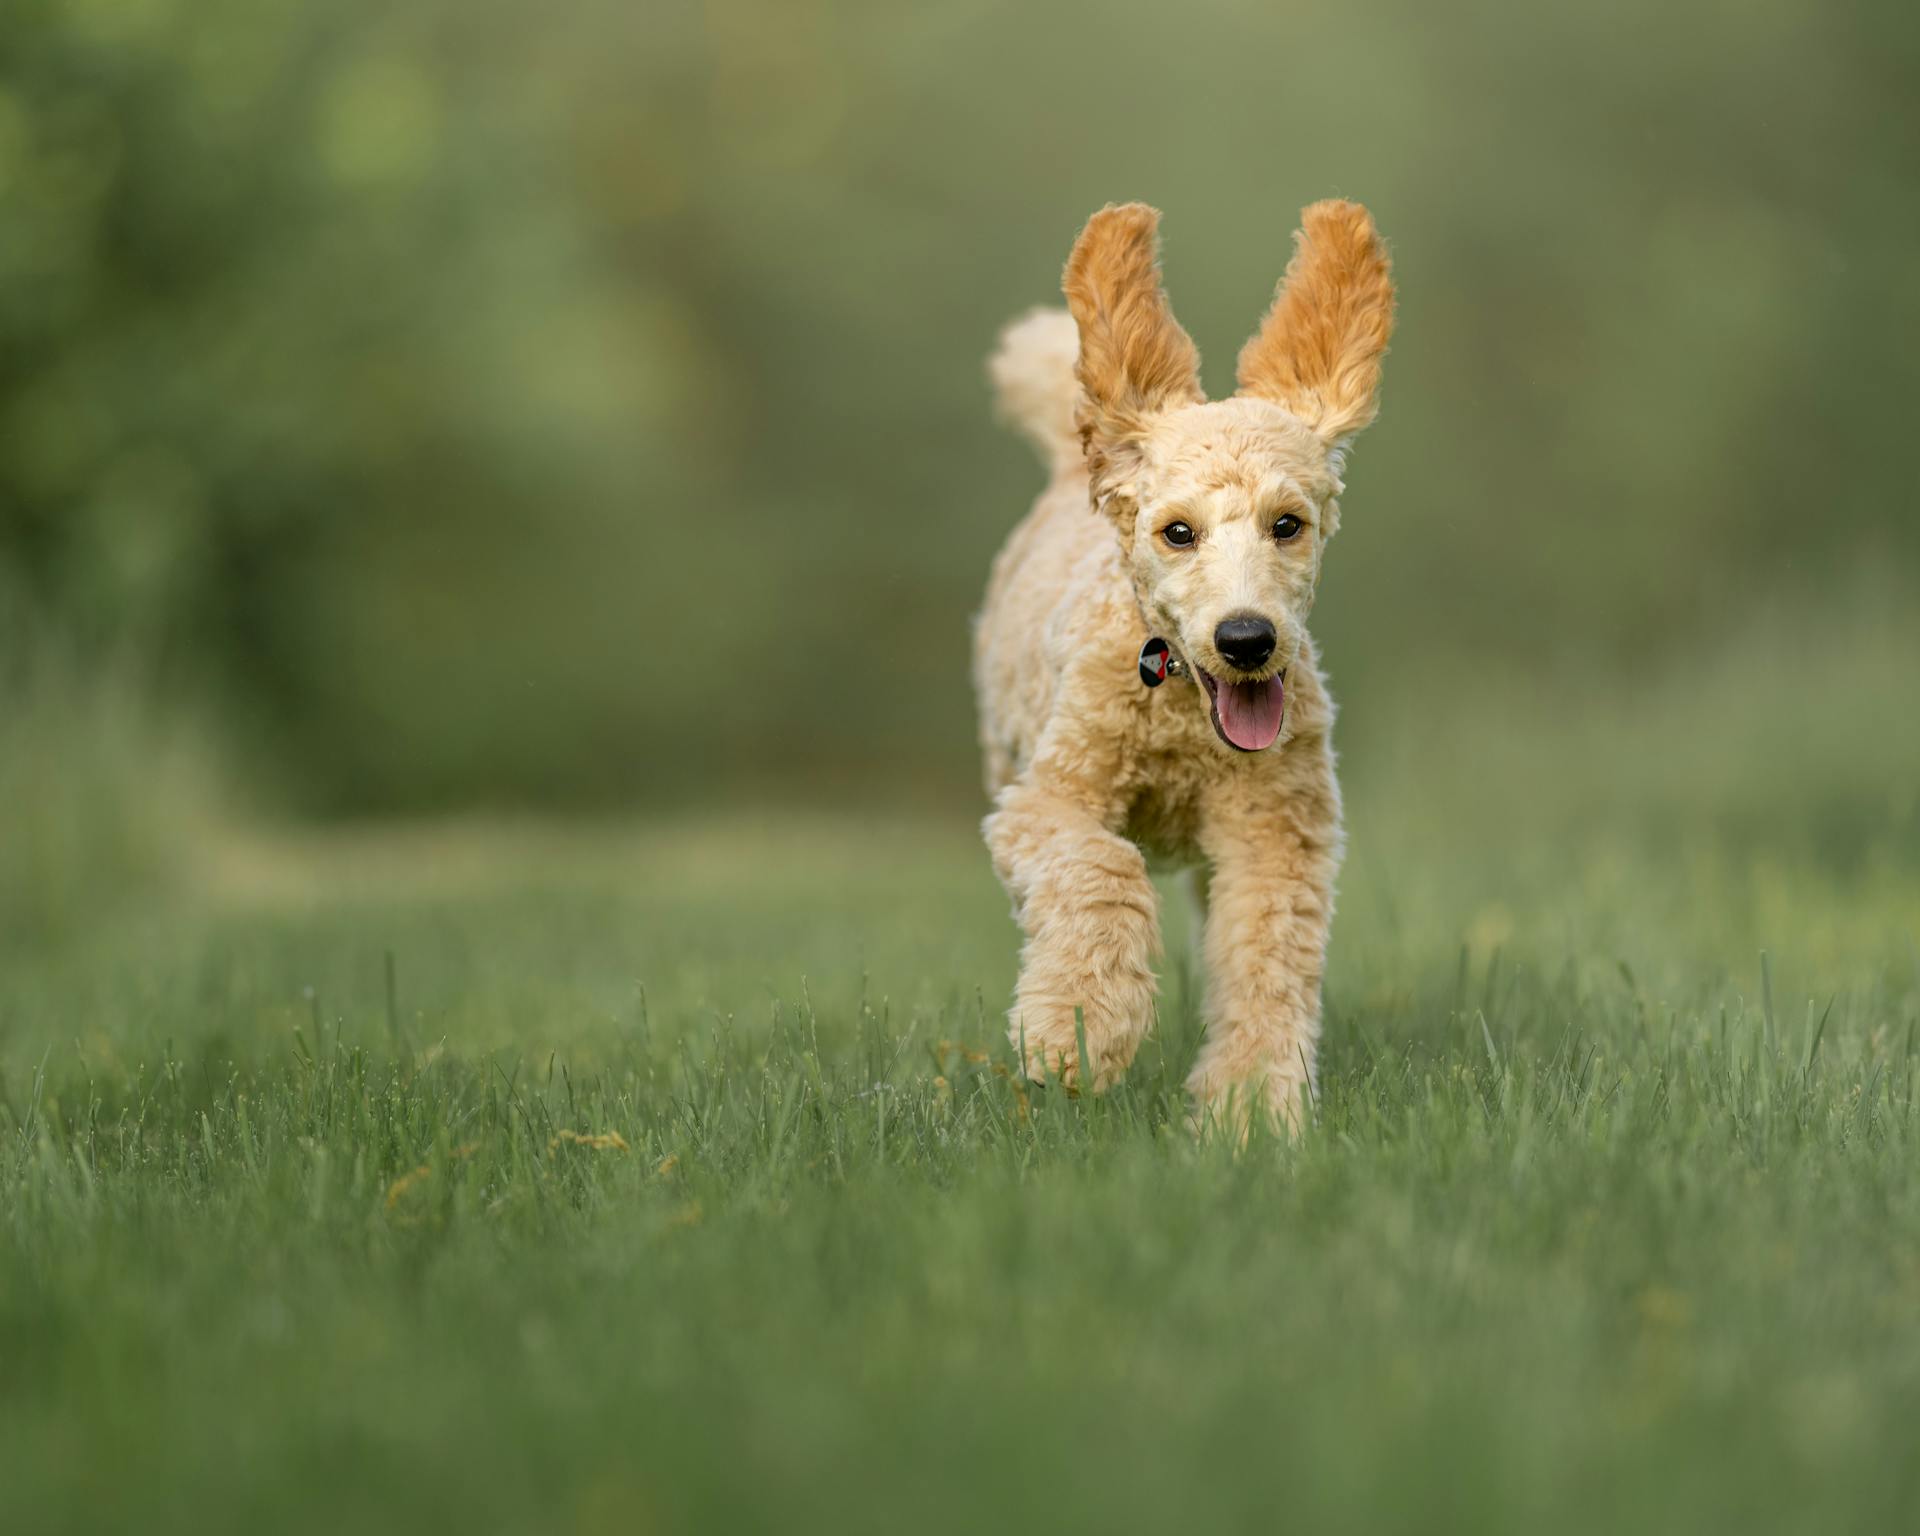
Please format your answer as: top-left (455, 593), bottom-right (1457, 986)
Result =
top-left (1063, 203), bottom-right (1204, 510)
top-left (1236, 200), bottom-right (1395, 458)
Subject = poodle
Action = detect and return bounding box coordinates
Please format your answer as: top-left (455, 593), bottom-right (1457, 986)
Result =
top-left (974, 199), bottom-right (1395, 1135)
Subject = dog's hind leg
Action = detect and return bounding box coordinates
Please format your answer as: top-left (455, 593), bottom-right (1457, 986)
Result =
top-left (985, 778), bottom-right (1160, 1092)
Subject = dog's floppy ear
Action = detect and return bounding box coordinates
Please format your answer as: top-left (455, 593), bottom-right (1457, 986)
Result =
top-left (1063, 203), bottom-right (1203, 508)
top-left (1236, 200), bottom-right (1394, 452)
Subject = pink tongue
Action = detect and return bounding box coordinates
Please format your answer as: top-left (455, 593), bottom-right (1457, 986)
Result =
top-left (1218, 676), bottom-right (1285, 750)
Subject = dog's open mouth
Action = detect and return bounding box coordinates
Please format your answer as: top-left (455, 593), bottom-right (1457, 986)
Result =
top-left (1198, 669), bottom-right (1286, 752)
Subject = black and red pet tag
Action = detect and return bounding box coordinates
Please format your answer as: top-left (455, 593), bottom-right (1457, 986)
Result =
top-left (1138, 637), bottom-right (1173, 688)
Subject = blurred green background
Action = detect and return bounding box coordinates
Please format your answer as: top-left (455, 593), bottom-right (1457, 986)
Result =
top-left (4, 9), bottom-right (1920, 1527)
top-left (2, 0), bottom-right (1917, 911)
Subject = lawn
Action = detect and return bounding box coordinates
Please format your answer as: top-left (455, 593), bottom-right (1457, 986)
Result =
top-left (4, 612), bottom-right (1919, 1534)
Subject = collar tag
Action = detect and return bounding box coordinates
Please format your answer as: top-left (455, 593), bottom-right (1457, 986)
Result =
top-left (1138, 637), bottom-right (1174, 688)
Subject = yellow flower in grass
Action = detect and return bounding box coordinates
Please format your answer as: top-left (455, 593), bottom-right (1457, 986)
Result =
top-left (384, 1143), bottom-right (479, 1213)
top-left (549, 1129), bottom-right (631, 1154)
top-left (385, 1163), bottom-right (431, 1210)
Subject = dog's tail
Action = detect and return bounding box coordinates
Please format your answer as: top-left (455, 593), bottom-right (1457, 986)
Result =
top-left (989, 308), bottom-right (1083, 476)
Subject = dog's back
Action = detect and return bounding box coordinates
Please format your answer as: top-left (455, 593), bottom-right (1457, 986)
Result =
top-left (973, 309), bottom-right (1135, 796)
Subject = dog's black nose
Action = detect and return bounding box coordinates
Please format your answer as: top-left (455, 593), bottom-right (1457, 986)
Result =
top-left (1214, 615), bottom-right (1276, 672)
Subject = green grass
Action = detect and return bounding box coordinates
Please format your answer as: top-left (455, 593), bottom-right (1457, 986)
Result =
top-left (5, 613), bottom-right (1920, 1534)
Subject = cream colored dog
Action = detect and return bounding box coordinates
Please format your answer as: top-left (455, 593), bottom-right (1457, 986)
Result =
top-left (974, 199), bottom-right (1395, 1135)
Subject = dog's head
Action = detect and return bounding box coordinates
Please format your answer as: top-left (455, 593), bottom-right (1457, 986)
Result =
top-left (1064, 200), bottom-right (1394, 751)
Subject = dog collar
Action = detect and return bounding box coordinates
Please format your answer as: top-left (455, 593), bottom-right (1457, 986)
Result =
top-left (1138, 637), bottom-right (1188, 688)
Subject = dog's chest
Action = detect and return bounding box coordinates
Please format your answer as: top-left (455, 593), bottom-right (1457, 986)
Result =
top-left (1121, 779), bottom-right (1203, 865)
top-left (1118, 713), bottom-right (1217, 862)
top-left (1116, 672), bottom-right (1322, 863)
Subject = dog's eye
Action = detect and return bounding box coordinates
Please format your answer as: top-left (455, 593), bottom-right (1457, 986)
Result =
top-left (1272, 514), bottom-right (1304, 542)
top-left (1161, 521), bottom-right (1195, 548)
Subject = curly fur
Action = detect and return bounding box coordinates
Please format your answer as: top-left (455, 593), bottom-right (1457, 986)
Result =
top-left (974, 199), bottom-right (1395, 1137)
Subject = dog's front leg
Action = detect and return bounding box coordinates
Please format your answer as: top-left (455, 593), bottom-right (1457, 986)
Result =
top-left (1188, 757), bottom-right (1342, 1138)
top-left (985, 775), bottom-right (1159, 1092)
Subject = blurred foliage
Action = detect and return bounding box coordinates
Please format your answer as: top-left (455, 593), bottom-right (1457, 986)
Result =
top-left (1, 0), bottom-right (1916, 812)
top-left (0, 612), bottom-right (215, 942)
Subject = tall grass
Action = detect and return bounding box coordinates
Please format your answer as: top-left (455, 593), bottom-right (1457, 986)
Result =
top-left (2, 795), bottom-right (1916, 1533)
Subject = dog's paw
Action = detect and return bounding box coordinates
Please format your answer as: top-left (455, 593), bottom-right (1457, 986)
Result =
top-left (1007, 1000), bottom-right (1135, 1094)
top-left (1186, 1061), bottom-right (1312, 1145)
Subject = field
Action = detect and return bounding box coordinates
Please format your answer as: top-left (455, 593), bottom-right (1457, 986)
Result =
top-left (4, 608), bottom-right (1917, 1535)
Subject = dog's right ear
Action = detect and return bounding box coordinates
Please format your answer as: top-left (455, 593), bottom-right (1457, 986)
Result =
top-left (1063, 203), bottom-right (1203, 514)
